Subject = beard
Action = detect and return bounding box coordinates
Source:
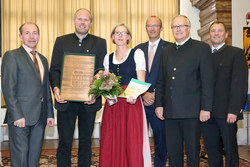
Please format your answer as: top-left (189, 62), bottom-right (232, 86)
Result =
top-left (75, 27), bottom-right (89, 36)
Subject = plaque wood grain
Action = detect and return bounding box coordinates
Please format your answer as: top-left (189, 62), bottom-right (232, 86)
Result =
top-left (60, 54), bottom-right (95, 102)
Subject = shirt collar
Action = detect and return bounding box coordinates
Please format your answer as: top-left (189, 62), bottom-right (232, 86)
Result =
top-left (74, 32), bottom-right (88, 43)
top-left (22, 44), bottom-right (37, 55)
top-left (175, 36), bottom-right (191, 46)
top-left (149, 38), bottom-right (161, 48)
top-left (212, 43), bottom-right (225, 52)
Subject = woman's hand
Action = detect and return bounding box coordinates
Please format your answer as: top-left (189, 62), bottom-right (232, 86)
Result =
top-left (126, 96), bottom-right (136, 104)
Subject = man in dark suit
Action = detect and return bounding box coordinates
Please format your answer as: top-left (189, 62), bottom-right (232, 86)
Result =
top-left (202, 21), bottom-right (248, 167)
top-left (49, 8), bottom-right (107, 167)
top-left (155, 15), bottom-right (214, 167)
top-left (1, 22), bottom-right (54, 167)
top-left (135, 16), bottom-right (171, 167)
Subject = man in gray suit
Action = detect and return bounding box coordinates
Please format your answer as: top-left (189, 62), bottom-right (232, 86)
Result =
top-left (1, 22), bottom-right (54, 167)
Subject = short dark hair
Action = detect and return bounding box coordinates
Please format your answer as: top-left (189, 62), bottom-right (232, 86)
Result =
top-left (19, 22), bottom-right (40, 34)
top-left (209, 21), bottom-right (228, 32)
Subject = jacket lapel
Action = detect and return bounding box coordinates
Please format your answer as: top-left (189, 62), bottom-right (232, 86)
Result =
top-left (142, 43), bottom-right (149, 73)
top-left (81, 34), bottom-right (94, 54)
top-left (19, 46), bottom-right (43, 84)
top-left (149, 39), bottom-right (163, 73)
top-left (38, 53), bottom-right (47, 85)
top-left (214, 45), bottom-right (227, 76)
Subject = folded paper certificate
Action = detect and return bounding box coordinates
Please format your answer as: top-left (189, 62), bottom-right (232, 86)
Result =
top-left (119, 78), bottom-right (151, 99)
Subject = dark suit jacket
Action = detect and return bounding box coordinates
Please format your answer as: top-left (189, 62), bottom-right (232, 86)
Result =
top-left (155, 39), bottom-right (214, 119)
top-left (2, 46), bottom-right (54, 125)
top-left (49, 33), bottom-right (107, 112)
top-left (135, 39), bottom-right (172, 92)
top-left (212, 45), bottom-right (248, 119)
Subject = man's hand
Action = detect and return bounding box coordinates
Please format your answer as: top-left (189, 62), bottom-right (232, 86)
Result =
top-left (227, 113), bottom-right (237, 124)
top-left (155, 107), bottom-right (164, 120)
top-left (127, 96), bottom-right (136, 105)
top-left (53, 87), bottom-right (67, 103)
top-left (200, 110), bottom-right (210, 122)
top-left (142, 92), bottom-right (155, 106)
top-left (47, 118), bottom-right (55, 127)
top-left (84, 94), bottom-right (96, 105)
top-left (14, 117), bottom-right (25, 128)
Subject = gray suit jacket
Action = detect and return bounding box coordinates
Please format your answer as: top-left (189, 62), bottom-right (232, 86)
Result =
top-left (2, 46), bottom-right (54, 126)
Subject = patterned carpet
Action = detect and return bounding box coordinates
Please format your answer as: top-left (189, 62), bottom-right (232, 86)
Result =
top-left (2, 148), bottom-right (250, 167)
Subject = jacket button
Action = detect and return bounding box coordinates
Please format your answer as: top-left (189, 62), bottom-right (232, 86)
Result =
top-left (172, 77), bottom-right (175, 80)
top-left (173, 68), bottom-right (176, 71)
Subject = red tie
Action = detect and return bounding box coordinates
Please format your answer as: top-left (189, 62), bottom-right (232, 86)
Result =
top-left (30, 51), bottom-right (41, 80)
top-left (148, 43), bottom-right (155, 72)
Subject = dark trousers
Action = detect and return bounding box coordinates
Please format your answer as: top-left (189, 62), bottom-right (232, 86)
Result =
top-left (8, 114), bottom-right (45, 167)
top-left (201, 118), bottom-right (239, 167)
top-left (165, 118), bottom-right (200, 167)
top-left (144, 105), bottom-right (167, 167)
top-left (56, 103), bottom-right (97, 167)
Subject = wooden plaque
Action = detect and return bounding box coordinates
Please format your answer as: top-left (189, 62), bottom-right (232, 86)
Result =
top-left (60, 53), bottom-right (95, 102)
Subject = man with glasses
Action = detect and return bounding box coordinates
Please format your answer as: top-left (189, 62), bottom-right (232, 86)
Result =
top-left (49, 8), bottom-right (107, 167)
top-left (155, 15), bottom-right (213, 166)
top-left (135, 16), bottom-right (171, 167)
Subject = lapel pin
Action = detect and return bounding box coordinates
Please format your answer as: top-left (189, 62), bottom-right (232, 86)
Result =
top-left (87, 50), bottom-right (89, 52)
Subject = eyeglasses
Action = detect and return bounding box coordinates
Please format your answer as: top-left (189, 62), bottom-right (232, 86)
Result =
top-left (171, 25), bottom-right (189, 29)
top-left (146, 24), bottom-right (161, 28)
top-left (114, 31), bottom-right (128, 36)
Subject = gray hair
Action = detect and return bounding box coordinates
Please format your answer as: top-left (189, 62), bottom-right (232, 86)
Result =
top-left (171, 15), bottom-right (191, 27)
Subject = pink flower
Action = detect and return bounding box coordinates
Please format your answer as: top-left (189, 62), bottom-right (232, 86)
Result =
top-left (94, 73), bottom-right (101, 79)
top-left (100, 71), bottom-right (109, 79)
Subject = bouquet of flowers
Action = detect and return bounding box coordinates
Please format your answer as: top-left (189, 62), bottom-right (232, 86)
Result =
top-left (88, 70), bottom-right (123, 106)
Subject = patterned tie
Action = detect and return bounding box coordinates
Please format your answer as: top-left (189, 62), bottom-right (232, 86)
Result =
top-left (148, 43), bottom-right (155, 72)
top-left (30, 51), bottom-right (41, 80)
top-left (213, 49), bottom-right (217, 53)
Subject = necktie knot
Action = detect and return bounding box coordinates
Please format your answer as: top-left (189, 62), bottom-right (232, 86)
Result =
top-left (30, 51), bottom-right (37, 56)
top-left (150, 43), bottom-right (155, 48)
top-left (213, 49), bottom-right (217, 53)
